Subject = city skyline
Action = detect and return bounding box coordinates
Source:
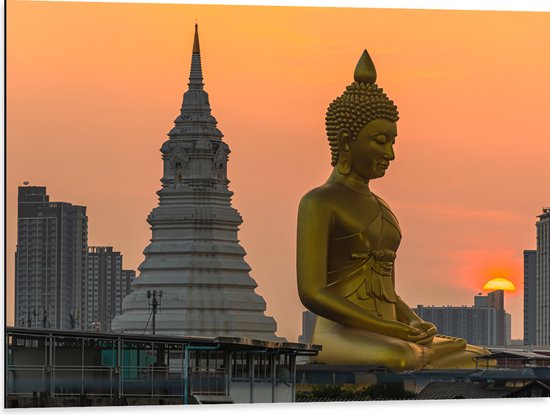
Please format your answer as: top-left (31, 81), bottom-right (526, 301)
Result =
top-left (13, 185), bottom-right (136, 331)
top-left (7, 2), bottom-right (550, 340)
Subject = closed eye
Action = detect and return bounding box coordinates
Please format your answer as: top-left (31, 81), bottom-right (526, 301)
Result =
top-left (374, 135), bottom-right (388, 145)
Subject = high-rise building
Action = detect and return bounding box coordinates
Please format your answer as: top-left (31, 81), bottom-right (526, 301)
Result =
top-left (536, 208), bottom-right (550, 345)
top-left (524, 249), bottom-right (537, 345)
top-left (85, 247), bottom-right (135, 331)
top-left (15, 186), bottom-right (88, 330)
top-left (111, 25), bottom-right (281, 340)
top-left (414, 290), bottom-right (511, 347)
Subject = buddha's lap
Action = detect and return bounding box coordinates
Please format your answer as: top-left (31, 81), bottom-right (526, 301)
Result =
top-left (311, 316), bottom-right (487, 369)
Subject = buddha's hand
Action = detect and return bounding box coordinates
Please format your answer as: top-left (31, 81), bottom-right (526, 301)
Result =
top-left (408, 320), bottom-right (437, 345)
top-left (385, 321), bottom-right (434, 344)
top-left (410, 320), bottom-right (437, 336)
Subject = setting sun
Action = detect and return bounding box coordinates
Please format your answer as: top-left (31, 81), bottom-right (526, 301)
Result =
top-left (483, 277), bottom-right (516, 292)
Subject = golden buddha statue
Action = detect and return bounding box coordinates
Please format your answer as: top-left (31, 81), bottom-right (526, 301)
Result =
top-left (296, 50), bottom-right (490, 370)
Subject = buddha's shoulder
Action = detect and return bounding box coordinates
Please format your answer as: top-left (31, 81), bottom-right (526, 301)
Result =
top-left (372, 194), bottom-right (392, 210)
top-left (301, 185), bottom-right (393, 208)
top-left (299, 183), bottom-right (350, 208)
top-left (372, 194), bottom-right (399, 223)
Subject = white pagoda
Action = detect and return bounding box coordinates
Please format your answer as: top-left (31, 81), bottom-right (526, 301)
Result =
top-left (111, 25), bottom-right (281, 341)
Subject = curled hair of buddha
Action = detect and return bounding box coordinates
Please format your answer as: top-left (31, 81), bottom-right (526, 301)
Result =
top-left (326, 50), bottom-right (399, 166)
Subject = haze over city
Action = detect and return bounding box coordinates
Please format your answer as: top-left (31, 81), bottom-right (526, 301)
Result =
top-left (7, 1), bottom-right (550, 340)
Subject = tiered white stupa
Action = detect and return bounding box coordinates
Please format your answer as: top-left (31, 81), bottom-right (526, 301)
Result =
top-left (111, 25), bottom-right (281, 341)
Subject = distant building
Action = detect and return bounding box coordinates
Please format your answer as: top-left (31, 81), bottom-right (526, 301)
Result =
top-left (414, 290), bottom-right (511, 347)
top-left (505, 313), bottom-right (512, 347)
top-left (536, 208), bottom-right (550, 345)
top-left (524, 249), bottom-right (537, 345)
top-left (298, 311), bottom-right (317, 343)
top-left (85, 247), bottom-right (135, 331)
top-left (121, 270), bottom-right (136, 303)
top-left (15, 186), bottom-right (88, 330)
top-left (510, 339), bottom-right (525, 347)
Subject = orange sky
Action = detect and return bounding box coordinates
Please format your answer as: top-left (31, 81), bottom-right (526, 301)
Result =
top-left (6, 1), bottom-right (550, 340)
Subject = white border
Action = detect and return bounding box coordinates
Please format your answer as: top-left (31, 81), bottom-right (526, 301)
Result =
top-left (21, 0), bottom-right (550, 12)
top-left (3, 0), bottom-right (550, 414)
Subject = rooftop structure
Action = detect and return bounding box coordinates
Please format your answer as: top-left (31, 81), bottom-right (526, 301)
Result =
top-left (5, 327), bottom-right (319, 407)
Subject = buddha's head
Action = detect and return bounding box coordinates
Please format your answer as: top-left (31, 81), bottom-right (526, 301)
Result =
top-left (326, 50), bottom-right (399, 180)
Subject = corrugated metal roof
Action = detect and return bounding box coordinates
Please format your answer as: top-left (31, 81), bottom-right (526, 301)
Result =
top-left (471, 369), bottom-right (537, 380)
top-left (405, 369), bottom-right (482, 376)
top-left (297, 364), bottom-right (395, 372)
top-left (506, 380), bottom-right (550, 397)
top-left (296, 396), bottom-right (372, 402)
top-left (296, 396), bottom-right (412, 402)
top-left (415, 382), bottom-right (516, 400)
top-left (475, 351), bottom-right (550, 360)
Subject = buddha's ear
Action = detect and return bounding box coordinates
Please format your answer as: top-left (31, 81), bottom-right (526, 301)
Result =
top-left (336, 128), bottom-right (352, 153)
top-left (336, 129), bottom-right (353, 175)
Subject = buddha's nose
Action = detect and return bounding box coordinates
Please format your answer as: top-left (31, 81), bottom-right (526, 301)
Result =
top-left (384, 144), bottom-right (395, 160)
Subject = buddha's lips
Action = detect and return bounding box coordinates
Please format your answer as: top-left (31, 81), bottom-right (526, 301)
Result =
top-left (377, 162), bottom-right (389, 169)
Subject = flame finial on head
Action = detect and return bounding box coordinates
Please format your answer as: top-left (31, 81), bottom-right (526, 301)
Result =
top-left (354, 49), bottom-right (377, 84)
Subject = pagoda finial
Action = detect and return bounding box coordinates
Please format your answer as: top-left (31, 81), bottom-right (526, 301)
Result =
top-left (193, 23), bottom-right (200, 54)
top-left (188, 24), bottom-right (204, 89)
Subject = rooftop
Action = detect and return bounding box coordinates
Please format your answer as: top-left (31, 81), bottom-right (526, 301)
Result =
top-left (6, 326), bottom-right (321, 354)
top-left (415, 382), bottom-right (516, 400)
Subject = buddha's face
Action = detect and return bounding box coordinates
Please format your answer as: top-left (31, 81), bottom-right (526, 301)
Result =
top-left (348, 119), bottom-right (397, 180)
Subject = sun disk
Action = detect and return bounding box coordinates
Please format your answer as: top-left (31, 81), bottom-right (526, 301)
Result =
top-left (483, 277), bottom-right (516, 292)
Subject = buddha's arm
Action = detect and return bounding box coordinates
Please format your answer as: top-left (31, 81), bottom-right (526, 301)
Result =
top-left (395, 296), bottom-right (437, 343)
top-left (391, 268), bottom-right (436, 340)
top-left (395, 296), bottom-right (422, 325)
top-left (297, 192), bottom-right (430, 343)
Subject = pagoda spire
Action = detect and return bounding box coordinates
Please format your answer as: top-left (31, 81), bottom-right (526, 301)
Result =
top-left (188, 23), bottom-right (204, 90)
top-left (168, 24), bottom-right (222, 142)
